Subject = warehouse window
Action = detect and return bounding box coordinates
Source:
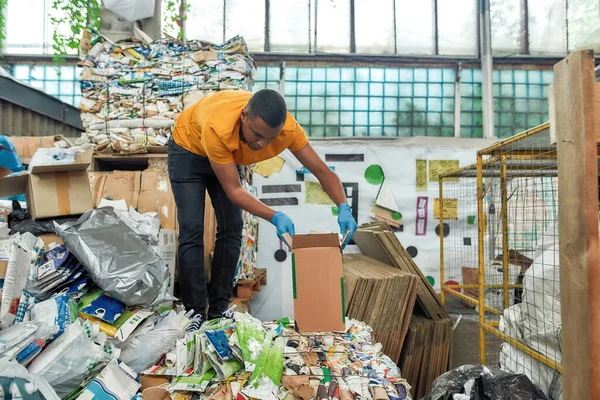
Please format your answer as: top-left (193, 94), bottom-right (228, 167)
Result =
top-left (11, 64), bottom-right (82, 106)
top-left (4, 0), bottom-right (599, 57)
top-left (493, 69), bottom-right (553, 138)
top-left (283, 66), bottom-right (456, 138)
top-left (252, 67), bottom-right (280, 92)
top-left (460, 69), bottom-right (484, 139)
top-left (3, 0), bottom-right (77, 55)
top-left (461, 68), bottom-right (553, 139)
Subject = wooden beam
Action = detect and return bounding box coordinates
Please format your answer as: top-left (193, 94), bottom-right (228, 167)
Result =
top-left (554, 50), bottom-right (600, 399)
top-left (596, 83), bottom-right (600, 143)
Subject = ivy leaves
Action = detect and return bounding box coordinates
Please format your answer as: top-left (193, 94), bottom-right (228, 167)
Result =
top-left (51, 0), bottom-right (100, 62)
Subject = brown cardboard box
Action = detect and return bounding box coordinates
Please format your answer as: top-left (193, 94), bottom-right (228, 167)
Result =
top-left (10, 136), bottom-right (55, 164)
top-left (100, 171), bottom-right (141, 209)
top-left (292, 233), bottom-right (345, 333)
top-left (0, 149), bottom-right (94, 220)
top-left (88, 171), bottom-right (109, 207)
top-left (38, 234), bottom-right (64, 250)
top-left (204, 192), bottom-right (216, 280)
top-left (138, 169), bottom-right (177, 230)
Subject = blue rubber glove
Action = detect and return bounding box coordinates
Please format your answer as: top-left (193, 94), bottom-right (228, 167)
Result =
top-left (271, 211), bottom-right (295, 248)
top-left (338, 203), bottom-right (358, 249)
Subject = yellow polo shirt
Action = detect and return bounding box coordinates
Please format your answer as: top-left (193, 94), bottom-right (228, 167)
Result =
top-left (172, 90), bottom-right (308, 165)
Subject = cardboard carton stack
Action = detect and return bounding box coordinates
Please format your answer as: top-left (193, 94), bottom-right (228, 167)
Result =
top-left (353, 222), bottom-right (452, 399)
top-left (88, 164), bottom-right (176, 231)
top-left (343, 254), bottom-right (419, 362)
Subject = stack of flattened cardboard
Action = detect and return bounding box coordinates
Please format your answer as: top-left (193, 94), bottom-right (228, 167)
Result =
top-left (399, 316), bottom-right (453, 397)
top-left (343, 254), bottom-right (418, 362)
top-left (353, 222), bottom-right (452, 399)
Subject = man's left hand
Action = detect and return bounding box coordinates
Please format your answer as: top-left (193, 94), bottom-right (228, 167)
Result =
top-left (338, 203), bottom-right (358, 249)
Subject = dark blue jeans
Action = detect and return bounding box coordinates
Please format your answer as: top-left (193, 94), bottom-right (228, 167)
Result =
top-left (168, 139), bottom-right (243, 319)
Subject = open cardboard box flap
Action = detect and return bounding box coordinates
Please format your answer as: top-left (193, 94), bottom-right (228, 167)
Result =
top-left (29, 148), bottom-right (93, 174)
top-left (284, 231), bottom-right (349, 250)
top-left (0, 150), bottom-right (94, 219)
top-left (0, 172), bottom-right (28, 198)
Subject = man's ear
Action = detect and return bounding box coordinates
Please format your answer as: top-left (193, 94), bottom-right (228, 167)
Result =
top-left (241, 108), bottom-right (247, 122)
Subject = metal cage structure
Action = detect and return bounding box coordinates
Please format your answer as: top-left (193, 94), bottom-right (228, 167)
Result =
top-left (440, 123), bottom-right (563, 397)
top-left (440, 49), bottom-right (599, 400)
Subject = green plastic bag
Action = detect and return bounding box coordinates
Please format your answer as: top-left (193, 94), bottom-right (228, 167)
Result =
top-left (262, 337), bottom-right (285, 386)
top-left (250, 334), bottom-right (285, 387)
top-left (236, 313), bottom-right (266, 368)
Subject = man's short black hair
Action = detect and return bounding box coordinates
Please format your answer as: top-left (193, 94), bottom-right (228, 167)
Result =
top-left (246, 89), bottom-right (287, 128)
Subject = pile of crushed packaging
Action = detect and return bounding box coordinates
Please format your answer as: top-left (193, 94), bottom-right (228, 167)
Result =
top-left (141, 313), bottom-right (413, 400)
top-left (0, 233), bottom-right (412, 400)
top-left (236, 181), bottom-right (259, 281)
top-left (77, 34), bottom-right (256, 154)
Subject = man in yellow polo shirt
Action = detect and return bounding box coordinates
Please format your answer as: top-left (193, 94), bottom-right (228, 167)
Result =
top-left (168, 89), bottom-right (358, 325)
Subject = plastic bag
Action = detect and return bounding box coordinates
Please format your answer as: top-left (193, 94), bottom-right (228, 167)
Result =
top-left (0, 360), bottom-right (59, 400)
top-left (9, 219), bottom-right (55, 236)
top-left (78, 359), bottom-right (141, 400)
top-left (79, 289), bottom-right (126, 324)
top-left (262, 337), bottom-right (285, 386)
top-left (119, 310), bottom-right (187, 372)
top-left (13, 323), bottom-right (58, 366)
top-left (30, 294), bottom-right (77, 338)
top-left (0, 323), bottom-right (38, 354)
top-left (0, 242), bottom-right (33, 327)
top-left (251, 334), bottom-right (285, 387)
top-left (8, 201), bottom-right (55, 236)
top-left (27, 321), bottom-right (111, 397)
top-left (422, 364), bottom-right (549, 400)
top-left (54, 208), bottom-right (174, 307)
top-left (27, 146), bottom-right (88, 172)
top-left (236, 312), bottom-right (266, 372)
top-left (0, 136), bottom-right (25, 173)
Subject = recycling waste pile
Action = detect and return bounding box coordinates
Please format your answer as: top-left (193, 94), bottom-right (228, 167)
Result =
top-left (77, 32), bottom-right (255, 154)
top-left (0, 207), bottom-right (413, 400)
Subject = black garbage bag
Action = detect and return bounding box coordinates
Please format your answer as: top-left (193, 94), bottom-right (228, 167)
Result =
top-left (7, 200), bottom-right (55, 235)
top-left (422, 364), bottom-right (548, 400)
top-left (7, 200), bottom-right (30, 226)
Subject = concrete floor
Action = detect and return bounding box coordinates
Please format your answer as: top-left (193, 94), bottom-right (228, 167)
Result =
top-left (446, 296), bottom-right (502, 369)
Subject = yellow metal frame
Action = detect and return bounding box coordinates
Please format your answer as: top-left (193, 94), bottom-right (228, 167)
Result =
top-left (439, 122), bottom-right (562, 372)
top-left (477, 152), bottom-right (486, 365)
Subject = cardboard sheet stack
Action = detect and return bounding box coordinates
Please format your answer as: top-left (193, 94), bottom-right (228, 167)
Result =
top-left (78, 33), bottom-right (256, 153)
top-left (343, 254), bottom-right (418, 363)
top-left (352, 222), bottom-right (452, 399)
top-left (499, 221), bottom-right (563, 400)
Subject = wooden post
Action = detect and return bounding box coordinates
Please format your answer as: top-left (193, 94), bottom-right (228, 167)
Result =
top-left (554, 50), bottom-right (600, 398)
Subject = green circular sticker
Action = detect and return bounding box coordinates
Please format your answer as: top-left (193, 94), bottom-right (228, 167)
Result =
top-left (364, 164), bottom-right (384, 185)
top-left (391, 211), bottom-right (402, 221)
top-left (426, 276), bottom-right (435, 286)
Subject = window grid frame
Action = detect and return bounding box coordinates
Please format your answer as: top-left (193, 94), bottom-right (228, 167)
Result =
top-left (8, 62), bottom-right (556, 139)
top-left (283, 66), bottom-right (457, 138)
top-left (10, 64), bottom-right (82, 107)
top-left (460, 68), bottom-right (553, 139)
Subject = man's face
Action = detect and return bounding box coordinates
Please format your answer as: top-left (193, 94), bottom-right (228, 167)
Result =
top-left (240, 108), bottom-right (283, 150)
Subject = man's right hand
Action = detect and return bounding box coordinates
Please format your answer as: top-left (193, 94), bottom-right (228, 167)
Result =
top-left (271, 211), bottom-right (295, 247)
